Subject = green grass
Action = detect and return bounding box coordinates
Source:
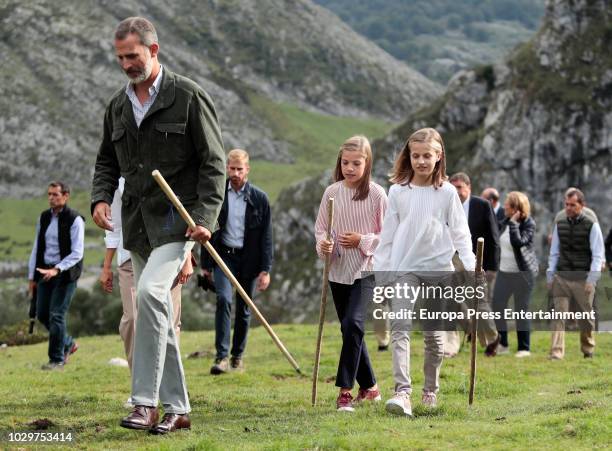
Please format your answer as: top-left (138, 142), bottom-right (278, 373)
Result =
top-left (248, 97), bottom-right (393, 201)
top-left (0, 325), bottom-right (610, 449)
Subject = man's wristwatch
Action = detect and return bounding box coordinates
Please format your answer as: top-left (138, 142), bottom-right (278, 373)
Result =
top-left (54, 266), bottom-right (62, 275)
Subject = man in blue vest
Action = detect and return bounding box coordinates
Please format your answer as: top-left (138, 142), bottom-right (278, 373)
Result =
top-left (547, 188), bottom-right (605, 359)
top-left (28, 181), bottom-right (84, 370)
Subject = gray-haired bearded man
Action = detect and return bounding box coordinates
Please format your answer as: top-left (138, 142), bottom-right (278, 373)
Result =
top-left (91, 17), bottom-right (226, 434)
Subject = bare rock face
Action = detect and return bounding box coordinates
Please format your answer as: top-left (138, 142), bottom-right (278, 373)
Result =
top-left (265, 0), bottom-right (611, 322)
top-left (0, 0), bottom-right (440, 197)
top-left (263, 171), bottom-right (332, 322)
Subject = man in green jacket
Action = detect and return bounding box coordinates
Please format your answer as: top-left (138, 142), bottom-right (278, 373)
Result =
top-left (91, 17), bottom-right (225, 434)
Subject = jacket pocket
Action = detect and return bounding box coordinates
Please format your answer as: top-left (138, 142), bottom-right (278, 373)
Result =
top-left (246, 209), bottom-right (263, 229)
top-left (112, 127), bottom-right (132, 171)
top-left (155, 122), bottom-right (188, 165)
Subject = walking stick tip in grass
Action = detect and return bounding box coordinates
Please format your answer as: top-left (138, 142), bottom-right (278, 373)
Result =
top-left (469, 237), bottom-right (485, 406)
top-left (312, 197), bottom-right (334, 406)
top-left (152, 169), bottom-right (301, 374)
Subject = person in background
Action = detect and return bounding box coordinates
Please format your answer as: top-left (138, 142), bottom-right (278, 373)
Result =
top-left (203, 149), bottom-right (273, 375)
top-left (491, 192), bottom-right (538, 357)
top-left (547, 188), bottom-right (605, 360)
top-left (481, 187), bottom-right (505, 230)
top-left (28, 181), bottom-right (83, 370)
top-left (447, 172), bottom-right (500, 357)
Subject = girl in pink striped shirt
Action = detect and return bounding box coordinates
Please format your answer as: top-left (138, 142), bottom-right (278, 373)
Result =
top-left (315, 135), bottom-right (388, 412)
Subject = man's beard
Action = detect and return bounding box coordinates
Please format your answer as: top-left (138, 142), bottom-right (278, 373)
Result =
top-left (126, 53), bottom-right (153, 85)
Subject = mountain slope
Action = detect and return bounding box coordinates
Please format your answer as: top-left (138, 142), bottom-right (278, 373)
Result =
top-left (265, 0), bottom-right (611, 321)
top-left (0, 0), bottom-right (440, 197)
top-left (313, 0), bottom-right (545, 83)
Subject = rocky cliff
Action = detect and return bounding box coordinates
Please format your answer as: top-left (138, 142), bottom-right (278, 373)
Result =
top-left (265, 0), bottom-right (611, 322)
top-left (0, 0), bottom-right (439, 196)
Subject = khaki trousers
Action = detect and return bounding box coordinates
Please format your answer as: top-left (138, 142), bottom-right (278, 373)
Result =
top-left (550, 275), bottom-right (596, 359)
top-left (117, 259), bottom-right (182, 370)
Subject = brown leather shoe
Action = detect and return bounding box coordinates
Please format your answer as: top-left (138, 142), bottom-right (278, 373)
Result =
top-left (120, 405), bottom-right (159, 430)
top-left (150, 413), bottom-right (191, 434)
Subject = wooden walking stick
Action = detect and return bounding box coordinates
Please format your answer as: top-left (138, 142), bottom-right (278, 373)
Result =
top-left (312, 197), bottom-right (334, 406)
top-left (152, 170), bottom-right (301, 374)
top-left (469, 237), bottom-right (485, 405)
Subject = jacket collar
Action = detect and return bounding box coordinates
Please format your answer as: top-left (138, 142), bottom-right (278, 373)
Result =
top-left (225, 179), bottom-right (253, 205)
top-left (143, 66), bottom-right (175, 122)
top-left (120, 67), bottom-right (176, 134)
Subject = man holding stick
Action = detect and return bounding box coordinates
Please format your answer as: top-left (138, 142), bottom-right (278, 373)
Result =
top-left (91, 17), bottom-right (225, 434)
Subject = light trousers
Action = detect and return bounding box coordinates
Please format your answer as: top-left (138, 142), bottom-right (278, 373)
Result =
top-left (131, 241), bottom-right (193, 414)
top-left (117, 259), bottom-right (182, 370)
top-left (390, 273), bottom-right (446, 395)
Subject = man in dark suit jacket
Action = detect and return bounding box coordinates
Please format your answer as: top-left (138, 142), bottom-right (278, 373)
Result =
top-left (201, 149), bottom-right (273, 375)
top-left (448, 173), bottom-right (501, 356)
top-left (482, 187), bottom-right (506, 230)
top-left (451, 174), bottom-right (500, 271)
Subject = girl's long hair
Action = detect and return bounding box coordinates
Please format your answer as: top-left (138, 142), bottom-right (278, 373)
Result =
top-left (333, 135), bottom-right (373, 201)
top-left (389, 127), bottom-right (447, 188)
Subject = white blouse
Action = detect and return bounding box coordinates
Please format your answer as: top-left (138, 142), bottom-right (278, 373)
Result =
top-left (373, 181), bottom-right (475, 272)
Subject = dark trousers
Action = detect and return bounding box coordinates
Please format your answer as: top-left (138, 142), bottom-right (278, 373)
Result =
top-left (492, 271), bottom-right (534, 351)
top-left (36, 277), bottom-right (76, 363)
top-left (213, 252), bottom-right (257, 359)
top-left (329, 276), bottom-right (376, 390)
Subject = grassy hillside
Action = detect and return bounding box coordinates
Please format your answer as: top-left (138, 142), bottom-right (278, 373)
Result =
top-left (248, 97), bottom-right (392, 201)
top-left (0, 325), bottom-right (610, 449)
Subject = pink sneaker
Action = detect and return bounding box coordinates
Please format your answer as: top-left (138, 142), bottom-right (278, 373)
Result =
top-left (336, 392), bottom-right (355, 412)
top-left (355, 387), bottom-right (382, 404)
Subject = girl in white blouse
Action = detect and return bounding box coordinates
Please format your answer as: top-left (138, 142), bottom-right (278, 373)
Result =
top-left (315, 135), bottom-right (388, 412)
top-left (374, 128), bottom-right (475, 416)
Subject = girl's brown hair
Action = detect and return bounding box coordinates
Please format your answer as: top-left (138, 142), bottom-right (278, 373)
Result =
top-left (506, 191), bottom-right (531, 218)
top-left (333, 135), bottom-right (372, 201)
top-left (389, 127), bottom-right (447, 188)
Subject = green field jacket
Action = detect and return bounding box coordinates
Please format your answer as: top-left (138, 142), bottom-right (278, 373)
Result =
top-left (91, 68), bottom-right (226, 255)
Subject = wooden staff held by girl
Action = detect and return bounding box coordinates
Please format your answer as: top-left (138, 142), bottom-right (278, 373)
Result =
top-left (314, 135), bottom-right (388, 412)
top-left (373, 127), bottom-right (476, 416)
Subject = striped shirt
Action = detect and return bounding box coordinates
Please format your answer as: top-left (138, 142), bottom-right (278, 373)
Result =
top-left (315, 181), bottom-right (388, 285)
top-left (125, 66), bottom-right (163, 127)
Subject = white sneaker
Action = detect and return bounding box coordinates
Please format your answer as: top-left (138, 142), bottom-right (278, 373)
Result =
top-left (515, 350), bottom-right (531, 358)
top-left (421, 391), bottom-right (437, 408)
top-left (123, 397), bottom-right (134, 409)
top-left (385, 392), bottom-right (412, 417)
top-left (497, 345), bottom-right (510, 355)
